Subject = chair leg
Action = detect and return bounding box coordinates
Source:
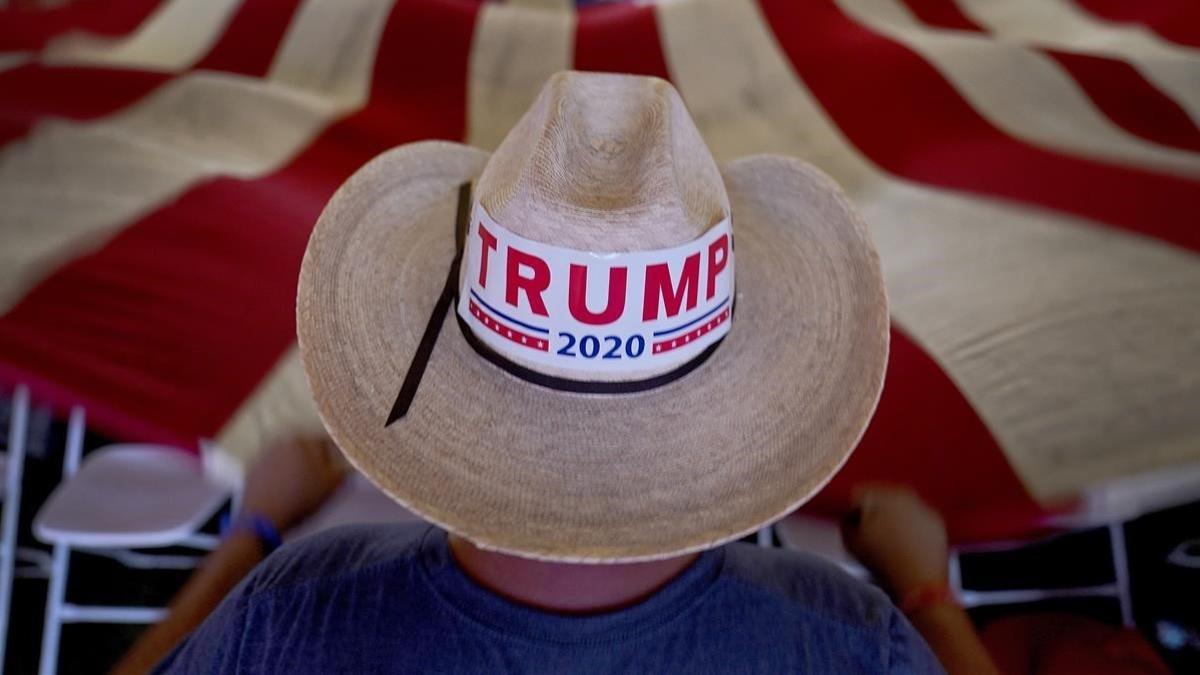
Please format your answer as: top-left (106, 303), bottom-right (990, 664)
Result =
top-left (1110, 521), bottom-right (1134, 627)
top-left (39, 404), bottom-right (85, 675)
top-left (755, 526), bottom-right (773, 547)
top-left (38, 544), bottom-right (68, 675)
top-left (0, 385), bottom-right (29, 671)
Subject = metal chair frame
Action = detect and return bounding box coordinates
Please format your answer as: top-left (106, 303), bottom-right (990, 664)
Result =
top-left (36, 406), bottom-right (225, 675)
top-left (0, 385), bottom-right (32, 670)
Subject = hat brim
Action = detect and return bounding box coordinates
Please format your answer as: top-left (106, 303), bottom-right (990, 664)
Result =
top-left (297, 140), bottom-right (889, 562)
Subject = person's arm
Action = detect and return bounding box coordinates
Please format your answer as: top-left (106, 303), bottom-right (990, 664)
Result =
top-left (111, 533), bottom-right (265, 675)
top-left (841, 487), bottom-right (1000, 675)
top-left (902, 603), bottom-right (999, 675)
top-left (111, 436), bottom-right (346, 675)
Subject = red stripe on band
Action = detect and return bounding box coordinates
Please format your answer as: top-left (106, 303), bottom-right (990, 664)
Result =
top-left (468, 300), bottom-right (550, 352)
top-left (651, 307), bottom-right (730, 354)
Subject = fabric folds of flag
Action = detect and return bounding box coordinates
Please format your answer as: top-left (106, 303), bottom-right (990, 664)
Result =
top-left (0, 0), bottom-right (1196, 542)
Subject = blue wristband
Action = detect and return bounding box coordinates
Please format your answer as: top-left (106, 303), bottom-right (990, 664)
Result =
top-left (222, 513), bottom-right (283, 554)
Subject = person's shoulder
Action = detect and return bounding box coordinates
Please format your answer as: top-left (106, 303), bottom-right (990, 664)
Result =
top-left (721, 542), bottom-right (894, 631)
top-left (241, 521), bottom-right (432, 598)
top-left (719, 544), bottom-right (945, 673)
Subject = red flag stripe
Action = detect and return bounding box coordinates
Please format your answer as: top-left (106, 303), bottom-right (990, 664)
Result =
top-left (0, 0), bottom-right (480, 445)
top-left (759, 0), bottom-right (1200, 253)
top-left (806, 326), bottom-right (1055, 543)
top-left (0, 66), bottom-right (168, 148)
top-left (1075, 0), bottom-right (1200, 49)
top-left (191, 0), bottom-right (306, 77)
top-left (1046, 50), bottom-right (1200, 155)
top-left (898, 0), bottom-right (1200, 155)
top-left (896, 0), bottom-right (983, 31)
top-left (0, 0), bottom-right (305, 149)
top-left (575, 2), bottom-right (671, 78)
top-left (0, 0), bottom-right (161, 52)
top-left (575, 5), bottom-right (1045, 540)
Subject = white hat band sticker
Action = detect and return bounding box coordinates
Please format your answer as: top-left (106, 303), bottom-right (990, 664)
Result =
top-left (457, 202), bottom-right (735, 380)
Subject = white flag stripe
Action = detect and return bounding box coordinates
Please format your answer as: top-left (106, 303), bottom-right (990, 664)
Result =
top-left (507, 0), bottom-right (574, 8)
top-left (467, 1), bottom-right (574, 149)
top-left (961, 0), bottom-right (1200, 60)
top-left (957, 0), bottom-right (1200, 128)
top-left (657, 0), bottom-right (1200, 500)
top-left (838, 0), bottom-right (1200, 178)
top-left (268, 0), bottom-right (394, 107)
top-left (0, 53), bottom-right (31, 73)
top-left (0, 0), bottom-right (395, 316)
top-left (40, 0), bottom-right (243, 72)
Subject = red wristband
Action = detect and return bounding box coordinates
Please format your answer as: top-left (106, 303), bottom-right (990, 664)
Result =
top-left (898, 581), bottom-right (956, 615)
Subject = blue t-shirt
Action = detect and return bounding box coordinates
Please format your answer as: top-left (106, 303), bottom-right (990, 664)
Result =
top-left (157, 523), bottom-right (943, 674)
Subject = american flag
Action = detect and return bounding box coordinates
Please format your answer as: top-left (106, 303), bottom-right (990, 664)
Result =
top-left (0, 0), bottom-right (1197, 542)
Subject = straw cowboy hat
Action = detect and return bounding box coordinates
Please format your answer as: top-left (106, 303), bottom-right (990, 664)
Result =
top-left (297, 71), bottom-right (889, 562)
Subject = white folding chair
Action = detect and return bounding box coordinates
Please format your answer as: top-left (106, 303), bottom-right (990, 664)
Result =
top-left (949, 463), bottom-right (1200, 628)
top-left (777, 510), bottom-right (1135, 623)
top-left (946, 526), bottom-right (1135, 626)
top-left (775, 468), bottom-right (1200, 631)
top-left (33, 407), bottom-right (229, 675)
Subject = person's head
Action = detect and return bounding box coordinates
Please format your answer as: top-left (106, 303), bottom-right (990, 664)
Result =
top-left (297, 71), bottom-right (888, 566)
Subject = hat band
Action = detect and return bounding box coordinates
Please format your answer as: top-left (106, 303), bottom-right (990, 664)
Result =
top-left (454, 313), bottom-right (726, 394)
top-left (456, 203), bottom-right (735, 383)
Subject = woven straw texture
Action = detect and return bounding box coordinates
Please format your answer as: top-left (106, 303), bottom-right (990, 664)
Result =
top-left (298, 73), bottom-right (888, 561)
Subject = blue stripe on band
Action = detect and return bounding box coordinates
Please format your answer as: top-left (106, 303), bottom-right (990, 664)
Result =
top-left (468, 289), bottom-right (550, 334)
top-left (652, 297), bottom-right (730, 337)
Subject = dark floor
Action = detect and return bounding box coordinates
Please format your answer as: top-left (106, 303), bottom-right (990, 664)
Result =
top-left (5, 554), bottom-right (191, 674)
top-left (959, 503), bottom-right (1200, 674)
top-left (2, 397), bottom-right (1199, 673)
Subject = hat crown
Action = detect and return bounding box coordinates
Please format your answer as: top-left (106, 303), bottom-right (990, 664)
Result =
top-left (476, 72), bottom-right (729, 252)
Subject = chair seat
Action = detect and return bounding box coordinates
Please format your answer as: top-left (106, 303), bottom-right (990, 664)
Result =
top-left (34, 445), bottom-right (228, 549)
top-left (286, 471), bottom-right (422, 542)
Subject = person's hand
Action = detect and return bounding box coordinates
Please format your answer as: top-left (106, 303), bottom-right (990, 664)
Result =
top-left (841, 486), bottom-right (949, 599)
top-left (239, 435), bottom-right (347, 532)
